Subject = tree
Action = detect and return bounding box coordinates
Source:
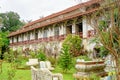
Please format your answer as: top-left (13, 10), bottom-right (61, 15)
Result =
top-left (0, 32), bottom-right (9, 59)
top-left (87, 0), bottom-right (120, 79)
top-left (58, 44), bottom-right (73, 73)
top-left (62, 34), bottom-right (82, 57)
top-left (0, 11), bottom-right (24, 32)
top-left (0, 11), bottom-right (24, 57)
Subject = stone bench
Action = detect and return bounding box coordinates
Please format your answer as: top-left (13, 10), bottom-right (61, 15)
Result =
top-left (26, 59), bottom-right (39, 66)
top-left (31, 66), bottom-right (63, 80)
top-left (39, 61), bottom-right (54, 71)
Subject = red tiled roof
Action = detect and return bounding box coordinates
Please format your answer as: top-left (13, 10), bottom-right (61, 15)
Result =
top-left (9, 0), bottom-right (102, 37)
top-left (23, 0), bottom-right (102, 28)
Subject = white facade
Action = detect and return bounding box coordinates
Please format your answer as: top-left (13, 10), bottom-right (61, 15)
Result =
top-left (9, 0), bottom-right (100, 54)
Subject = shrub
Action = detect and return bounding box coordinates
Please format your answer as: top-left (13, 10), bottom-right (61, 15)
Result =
top-left (78, 55), bottom-right (92, 61)
top-left (89, 73), bottom-right (101, 80)
top-left (58, 45), bottom-right (73, 73)
top-left (4, 49), bottom-right (15, 63)
top-left (29, 50), bottom-right (36, 58)
top-left (99, 46), bottom-right (109, 58)
top-left (3, 49), bottom-right (17, 80)
top-left (37, 50), bottom-right (46, 61)
top-left (47, 56), bottom-right (56, 67)
top-left (14, 55), bottom-right (24, 68)
top-left (62, 34), bottom-right (82, 57)
top-left (7, 68), bottom-right (16, 80)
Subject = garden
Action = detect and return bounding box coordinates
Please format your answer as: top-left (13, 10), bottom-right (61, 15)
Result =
top-left (0, 1), bottom-right (120, 79)
top-left (0, 34), bottom-right (107, 80)
top-left (0, 35), bottom-right (117, 80)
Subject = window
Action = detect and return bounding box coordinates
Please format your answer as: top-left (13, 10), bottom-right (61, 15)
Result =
top-left (16, 36), bottom-right (19, 42)
top-left (28, 32), bottom-right (30, 40)
top-left (43, 28), bottom-right (47, 38)
top-left (12, 37), bottom-right (14, 43)
top-left (54, 26), bottom-right (59, 36)
top-left (22, 33), bottom-right (24, 41)
top-left (66, 20), bottom-right (73, 34)
top-left (76, 22), bottom-right (83, 33)
top-left (66, 25), bottom-right (72, 34)
top-left (35, 30), bottom-right (38, 40)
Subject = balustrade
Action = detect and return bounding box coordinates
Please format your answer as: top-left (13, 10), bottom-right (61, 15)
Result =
top-left (10, 32), bottom-right (83, 46)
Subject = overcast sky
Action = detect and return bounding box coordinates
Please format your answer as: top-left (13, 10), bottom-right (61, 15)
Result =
top-left (0, 0), bottom-right (78, 21)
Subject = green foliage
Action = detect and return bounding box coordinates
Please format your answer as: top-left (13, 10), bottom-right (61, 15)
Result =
top-left (99, 20), bottom-right (108, 31)
top-left (101, 32), bottom-right (111, 45)
top-left (99, 46), bottom-right (109, 58)
top-left (29, 49), bottom-right (47, 61)
top-left (0, 11), bottom-right (25, 32)
top-left (14, 55), bottom-right (23, 68)
top-left (1, 62), bottom-right (76, 80)
top-left (4, 49), bottom-right (15, 63)
top-left (36, 50), bottom-right (46, 61)
top-left (63, 34), bottom-right (82, 57)
top-left (3, 49), bottom-right (17, 80)
top-left (12, 48), bottom-right (25, 68)
top-left (0, 32), bottom-right (9, 59)
top-left (89, 73), bottom-right (101, 80)
top-left (90, 2), bottom-right (120, 79)
top-left (0, 32), bottom-right (9, 47)
top-left (77, 55), bottom-right (92, 61)
top-left (89, 37), bottom-right (100, 45)
top-left (58, 45), bottom-right (73, 73)
top-left (47, 56), bottom-right (57, 67)
top-left (7, 67), bottom-right (16, 80)
top-left (29, 50), bottom-right (36, 58)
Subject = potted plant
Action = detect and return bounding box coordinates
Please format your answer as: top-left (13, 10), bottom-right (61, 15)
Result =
top-left (75, 55), bottom-right (106, 76)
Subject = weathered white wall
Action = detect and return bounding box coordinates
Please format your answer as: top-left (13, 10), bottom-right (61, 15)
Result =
top-left (72, 23), bottom-right (76, 34)
top-left (49, 28), bottom-right (52, 37)
top-left (30, 31), bottom-right (35, 40)
top-left (10, 38), bottom-right (12, 43)
top-left (40, 30), bottom-right (43, 38)
top-left (38, 30), bottom-right (41, 38)
top-left (24, 33), bottom-right (27, 41)
top-left (23, 34), bottom-right (25, 41)
top-left (18, 35), bottom-right (21, 42)
top-left (47, 27), bottom-right (51, 37)
top-left (29, 33), bottom-right (31, 40)
top-left (59, 25), bottom-right (64, 35)
top-left (51, 27), bottom-right (54, 36)
top-left (63, 25), bottom-right (66, 34)
top-left (14, 37), bottom-right (17, 43)
top-left (82, 17), bottom-right (95, 51)
top-left (83, 18), bottom-right (88, 38)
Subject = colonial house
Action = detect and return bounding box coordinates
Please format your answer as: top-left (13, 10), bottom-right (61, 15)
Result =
top-left (8, 0), bottom-right (102, 54)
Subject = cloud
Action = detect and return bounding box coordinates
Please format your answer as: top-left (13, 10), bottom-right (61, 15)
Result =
top-left (0, 0), bottom-right (76, 21)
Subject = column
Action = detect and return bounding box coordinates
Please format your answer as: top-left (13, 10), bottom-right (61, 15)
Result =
top-left (63, 24), bottom-right (66, 35)
top-left (10, 37), bottom-right (12, 43)
top-left (59, 24), bottom-right (64, 35)
top-left (72, 22), bottom-right (76, 34)
top-left (14, 36), bottom-right (17, 43)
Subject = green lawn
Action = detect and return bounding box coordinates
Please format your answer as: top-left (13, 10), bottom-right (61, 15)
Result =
top-left (0, 61), bottom-right (76, 80)
top-left (0, 62), bottom-right (31, 80)
top-left (53, 66), bottom-right (76, 80)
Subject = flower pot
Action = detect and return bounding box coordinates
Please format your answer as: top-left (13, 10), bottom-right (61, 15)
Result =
top-left (75, 60), bottom-right (105, 72)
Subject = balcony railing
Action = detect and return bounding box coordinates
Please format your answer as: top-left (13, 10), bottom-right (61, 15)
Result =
top-left (10, 32), bottom-right (83, 46)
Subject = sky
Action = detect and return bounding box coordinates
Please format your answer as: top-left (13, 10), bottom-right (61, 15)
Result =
top-left (0, 0), bottom-right (78, 21)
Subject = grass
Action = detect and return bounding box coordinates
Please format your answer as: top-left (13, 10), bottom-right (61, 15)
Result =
top-left (0, 62), bottom-right (31, 80)
top-left (53, 66), bottom-right (76, 80)
top-left (0, 61), bottom-right (76, 80)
